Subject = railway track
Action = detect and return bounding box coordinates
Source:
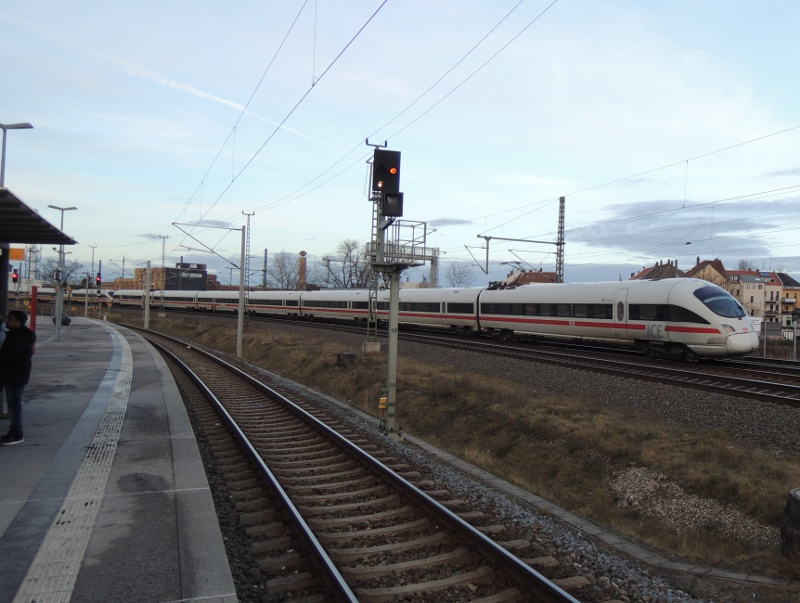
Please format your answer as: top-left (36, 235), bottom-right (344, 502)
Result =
top-left (397, 333), bottom-right (800, 407)
top-left (143, 328), bottom-right (583, 602)
top-left (114, 307), bottom-right (800, 405)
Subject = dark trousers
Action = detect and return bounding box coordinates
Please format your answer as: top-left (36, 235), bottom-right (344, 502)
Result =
top-left (5, 385), bottom-right (24, 439)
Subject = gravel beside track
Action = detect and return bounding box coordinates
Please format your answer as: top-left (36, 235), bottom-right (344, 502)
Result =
top-left (179, 320), bottom-right (800, 602)
top-left (395, 339), bottom-right (800, 457)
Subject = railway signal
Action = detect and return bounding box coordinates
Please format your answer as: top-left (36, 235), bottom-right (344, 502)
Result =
top-left (96, 272), bottom-right (102, 294)
top-left (372, 149), bottom-right (400, 194)
top-left (381, 192), bottom-right (404, 217)
top-left (11, 269), bottom-right (19, 284)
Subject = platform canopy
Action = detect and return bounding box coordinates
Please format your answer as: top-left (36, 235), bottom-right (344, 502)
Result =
top-left (0, 187), bottom-right (77, 246)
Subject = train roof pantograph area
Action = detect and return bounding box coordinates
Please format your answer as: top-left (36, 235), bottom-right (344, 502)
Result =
top-left (0, 188), bottom-right (77, 246)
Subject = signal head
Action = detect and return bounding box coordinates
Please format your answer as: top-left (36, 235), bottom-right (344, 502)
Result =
top-left (372, 149), bottom-right (401, 194)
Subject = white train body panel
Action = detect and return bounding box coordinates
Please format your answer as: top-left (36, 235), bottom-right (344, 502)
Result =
top-left (300, 289), bottom-right (371, 321)
top-left (195, 290), bottom-right (239, 312)
top-left (65, 289), bottom-right (114, 304)
top-left (247, 290), bottom-right (303, 316)
top-left (478, 278), bottom-right (758, 358)
top-left (152, 290), bottom-right (199, 310)
top-left (394, 288), bottom-right (480, 329)
top-left (113, 289), bottom-right (148, 307)
top-left (110, 278), bottom-right (759, 359)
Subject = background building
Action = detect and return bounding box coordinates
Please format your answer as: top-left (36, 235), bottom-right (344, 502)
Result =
top-left (114, 263), bottom-right (209, 291)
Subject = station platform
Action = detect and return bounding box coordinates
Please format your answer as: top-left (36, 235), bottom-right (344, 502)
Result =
top-left (0, 316), bottom-right (236, 603)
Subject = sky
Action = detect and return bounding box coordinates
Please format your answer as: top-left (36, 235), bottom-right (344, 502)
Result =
top-left (3, 0), bottom-right (800, 287)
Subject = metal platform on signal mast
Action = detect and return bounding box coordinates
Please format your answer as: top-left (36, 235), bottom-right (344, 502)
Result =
top-left (0, 316), bottom-right (236, 603)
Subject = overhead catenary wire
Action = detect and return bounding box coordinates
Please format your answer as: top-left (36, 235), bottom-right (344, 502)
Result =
top-left (243, 0), bottom-right (557, 220)
top-left (220, 0), bottom-right (549, 223)
top-left (153, 1), bottom-right (799, 275)
top-left (477, 123), bottom-right (800, 238)
top-left (190, 1), bottom-right (389, 233)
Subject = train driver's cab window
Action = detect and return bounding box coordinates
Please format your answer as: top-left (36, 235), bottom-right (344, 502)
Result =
top-left (693, 285), bottom-right (746, 319)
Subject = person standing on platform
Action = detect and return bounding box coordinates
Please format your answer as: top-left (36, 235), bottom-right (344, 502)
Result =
top-left (0, 320), bottom-right (6, 419)
top-left (0, 310), bottom-right (36, 445)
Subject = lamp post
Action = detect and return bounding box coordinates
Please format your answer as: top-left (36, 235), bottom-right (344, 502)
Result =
top-left (0, 122), bottom-right (34, 187)
top-left (48, 205), bottom-right (77, 341)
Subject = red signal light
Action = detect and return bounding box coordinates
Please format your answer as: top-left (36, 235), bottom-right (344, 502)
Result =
top-left (372, 149), bottom-right (401, 194)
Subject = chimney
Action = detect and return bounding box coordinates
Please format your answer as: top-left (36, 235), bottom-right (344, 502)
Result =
top-left (298, 251), bottom-right (307, 290)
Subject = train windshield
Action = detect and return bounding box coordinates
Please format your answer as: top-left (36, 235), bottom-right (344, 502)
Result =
top-left (693, 285), bottom-right (746, 318)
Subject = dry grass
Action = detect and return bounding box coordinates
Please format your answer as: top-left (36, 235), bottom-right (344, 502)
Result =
top-left (131, 312), bottom-right (800, 579)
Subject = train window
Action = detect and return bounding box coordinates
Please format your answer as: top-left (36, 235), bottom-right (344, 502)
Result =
top-left (629, 304), bottom-right (709, 324)
top-left (447, 303), bottom-right (473, 314)
top-left (485, 303), bottom-right (529, 315)
top-left (304, 300), bottom-right (347, 309)
top-left (586, 304), bottom-right (612, 319)
top-left (617, 302), bottom-right (625, 321)
top-left (630, 304), bottom-right (660, 321)
top-left (538, 304), bottom-right (554, 317)
top-left (262, 299), bottom-right (284, 306)
top-left (480, 303), bottom-right (506, 315)
top-left (399, 302), bottom-right (441, 312)
top-left (693, 285), bottom-right (746, 318)
top-left (352, 301), bottom-right (369, 310)
top-left (669, 305), bottom-right (709, 324)
top-left (377, 302), bottom-right (390, 311)
top-left (557, 304), bottom-right (570, 317)
top-left (286, 300), bottom-right (299, 307)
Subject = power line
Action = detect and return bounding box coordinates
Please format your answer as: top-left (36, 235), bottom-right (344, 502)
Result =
top-left (190, 1), bottom-right (389, 231)
top-left (218, 0), bottom-right (558, 225)
top-left (175, 1), bottom-right (311, 233)
top-left (476, 124), bottom-right (800, 237)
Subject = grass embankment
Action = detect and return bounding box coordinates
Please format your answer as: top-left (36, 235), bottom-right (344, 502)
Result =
top-left (128, 313), bottom-right (800, 580)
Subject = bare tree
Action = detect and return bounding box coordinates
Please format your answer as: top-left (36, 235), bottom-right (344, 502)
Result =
top-left (318, 239), bottom-right (374, 289)
top-left (444, 261), bottom-right (475, 288)
top-left (737, 259), bottom-right (756, 271)
top-left (42, 256), bottom-right (86, 286)
top-left (267, 251), bottom-right (300, 289)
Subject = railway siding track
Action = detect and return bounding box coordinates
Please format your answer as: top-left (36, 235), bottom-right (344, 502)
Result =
top-left (115, 307), bottom-right (800, 406)
top-left (145, 329), bottom-right (582, 603)
top-left (401, 333), bottom-right (800, 407)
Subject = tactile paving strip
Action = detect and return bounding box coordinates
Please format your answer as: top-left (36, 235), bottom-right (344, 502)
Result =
top-left (12, 330), bottom-right (133, 603)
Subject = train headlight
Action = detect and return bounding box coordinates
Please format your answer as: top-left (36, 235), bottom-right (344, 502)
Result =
top-left (721, 324), bottom-right (736, 334)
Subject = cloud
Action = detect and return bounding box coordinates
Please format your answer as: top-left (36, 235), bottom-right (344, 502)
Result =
top-left (427, 217), bottom-right (473, 227)
top-left (762, 168), bottom-right (800, 178)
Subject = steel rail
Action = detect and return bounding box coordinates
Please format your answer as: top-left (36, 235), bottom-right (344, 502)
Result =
top-left (148, 330), bottom-right (581, 603)
top-left (149, 339), bottom-right (360, 603)
top-left (403, 333), bottom-right (800, 407)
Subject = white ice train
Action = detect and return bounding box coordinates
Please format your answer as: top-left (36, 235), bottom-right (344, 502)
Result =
top-left (11, 287), bottom-right (114, 304)
top-left (113, 278), bottom-right (760, 360)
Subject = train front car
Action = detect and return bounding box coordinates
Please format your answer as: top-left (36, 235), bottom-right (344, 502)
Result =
top-left (665, 279), bottom-right (759, 358)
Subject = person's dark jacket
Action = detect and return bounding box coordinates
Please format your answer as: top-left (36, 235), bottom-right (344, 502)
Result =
top-left (0, 324), bottom-right (36, 386)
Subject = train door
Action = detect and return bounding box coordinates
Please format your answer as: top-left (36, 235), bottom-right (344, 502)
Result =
top-left (614, 288), bottom-right (631, 341)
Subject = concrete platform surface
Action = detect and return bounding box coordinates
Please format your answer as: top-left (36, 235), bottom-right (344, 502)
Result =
top-left (0, 316), bottom-right (236, 603)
